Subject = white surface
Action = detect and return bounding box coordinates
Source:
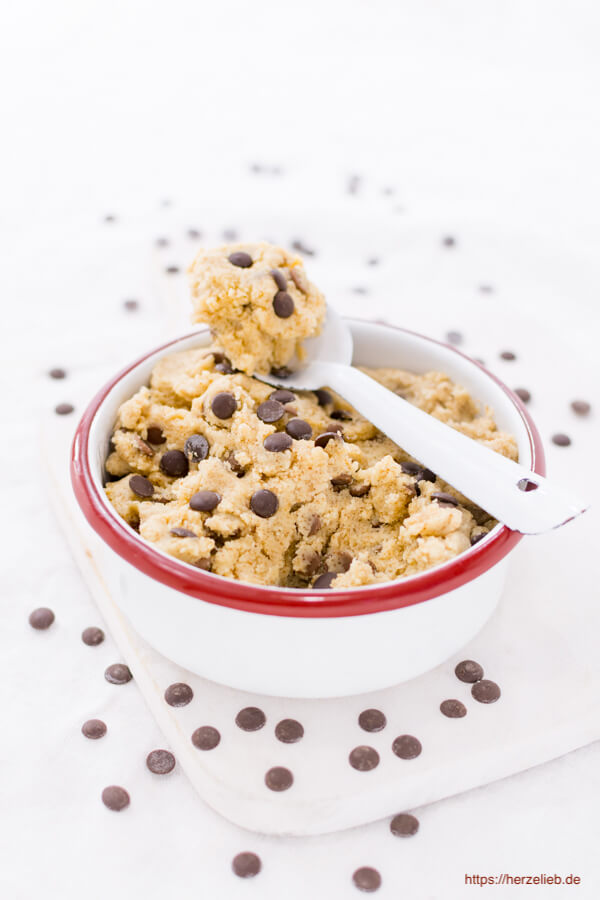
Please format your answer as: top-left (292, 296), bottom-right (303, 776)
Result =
top-left (3, 0), bottom-right (600, 896)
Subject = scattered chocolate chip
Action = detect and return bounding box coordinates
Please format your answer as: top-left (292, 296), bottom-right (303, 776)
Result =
top-left (472, 679), bottom-right (501, 703)
top-left (269, 389), bottom-right (296, 404)
top-left (165, 265), bottom-right (180, 274)
top-left (101, 786), bottom-right (130, 811)
top-left (189, 490), bottom-right (221, 512)
top-left (571, 400), bottom-right (591, 416)
top-left (129, 474), bottom-right (154, 498)
top-left (514, 388), bottom-right (531, 404)
top-left (191, 726), bottom-right (220, 750)
top-left (308, 514), bottom-right (321, 535)
top-left (390, 813), bottom-right (419, 837)
top-left (146, 749), bottom-right (176, 774)
top-left (104, 663), bottom-right (133, 685)
top-left (170, 527), bottom-right (197, 538)
top-left (312, 572), bottom-right (337, 589)
top-left (314, 388), bottom-right (332, 406)
top-left (159, 450), bottom-right (189, 477)
top-left (446, 330), bottom-right (463, 345)
top-left (552, 433), bottom-right (571, 447)
top-left (331, 473), bottom-right (353, 488)
top-left (123, 298), bottom-right (139, 311)
top-left (232, 852), bottom-right (262, 878)
top-left (314, 431), bottom-right (341, 449)
top-left (250, 489), bottom-right (279, 518)
top-left (211, 391), bottom-right (237, 419)
top-left (236, 707), bottom-right (266, 732)
top-left (352, 866), bottom-right (382, 892)
top-left (264, 433), bottom-right (293, 452)
top-left (349, 746), bottom-right (380, 771)
top-left (55, 403), bottom-right (74, 415)
top-left (358, 709), bottom-right (387, 733)
top-left (228, 251), bottom-right (253, 268)
top-left (286, 418), bottom-right (312, 440)
top-left (470, 532), bottom-right (487, 545)
top-left (349, 483), bottom-right (370, 497)
top-left (500, 350), bottom-right (516, 361)
top-left (291, 239), bottom-right (315, 257)
top-left (81, 718), bottom-right (107, 739)
top-left (187, 228), bottom-right (202, 239)
top-left (265, 766), bottom-right (293, 791)
top-left (184, 434), bottom-right (210, 462)
top-left (440, 699), bottom-right (467, 718)
top-left (164, 682), bottom-right (193, 707)
top-left (330, 409), bottom-right (352, 420)
top-left (82, 626), bottom-right (104, 646)
top-left (432, 492), bottom-right (459, 507)
top-left (49, 367), bottom-right (66, 379)
top-left (147, 426), bottom-right (166, 444)
top-left (273, 291), bottom-right (295, 318)
top-left (455, 659), bottom-right (483, 683)
top-left (270, 269), bottom-right (288, 291)
top-left (270, 365), bottom-right (293, 379)
top-left (29, 607), bottom-right (55, 630)
top-left (257, 399), bottom-right (285, 423)
top-left (392, 735), bottom-right (422, 760)
top-left (442, 235), bottom-right (456, 247)
top-left (275, 719), bottom-right (304, 743)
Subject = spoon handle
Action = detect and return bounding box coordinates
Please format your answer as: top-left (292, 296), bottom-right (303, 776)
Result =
top-left (320, 362), bottom-right (588, 535)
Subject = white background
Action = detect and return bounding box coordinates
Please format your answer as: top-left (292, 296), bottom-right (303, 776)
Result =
top-left (2, 1), bottom-right (599, 898)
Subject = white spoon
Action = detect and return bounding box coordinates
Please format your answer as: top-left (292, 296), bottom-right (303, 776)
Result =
top-left (258, 308), bottom-right (588, 535)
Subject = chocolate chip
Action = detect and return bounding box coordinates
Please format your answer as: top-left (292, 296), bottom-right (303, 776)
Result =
top-left (164, 682), bottom-right (193, 706)
top-left (314, 388), bottom-right (332, 406)
top-left (470, 532), bottom-right (487, 545)
top-left (146, 749), bottom-right (176, 774)
top-left (146, 426), bottom-right (166, 444)
top-left (55, 403), bottom-right (74, 415)
top-left (312, 572), bottom-right (337, 589)
top-left (455, 659), bottom-right (484, 683)
top-left (159, 450), bottom-right (189, 477)
top-left (308, 514), bottom-right (321, 535)
top-left (392, 734), bottom-right (422, 759)
top-left (331, 473), bottom-right (353, 488)
top-left (228, 251), bottom-right (253, 268)
top-left (270, 365), bottom-right (294, 379)
top-left (49, 367), bottom-right (66, 379)
top-left (349, 746), bottom-right (380, 771)
top-left (129, 474), bottom-right (154, 498)
top-left (184, 434), bottom-right (210, 462)
top-left (28, 607), bottom-right (55, 630)
top-left (170, 527), bottom-right (197, 538)
top-left (275, 719), bottom-right (304, 743)
top-left (314, 431), bottom-right (341, 449)
top-left (390, 813), bottom-right (419, 837)
top-left (349, 483), bottom-right (370, 497)
top-left (232, 852), bottom-right (261, 878)
top-left (81, 626), bottom-right (104, 646)
top-left (446, 330), bottom-right (463, 345)
top-left (211, 391), bottom-right (237, 419)
top-left (191, 726), bottom-right (220, 750)
top-left (264, 433), bottom-right (293, 452)
top-left (514, 388), bottom-right (531, 404)
top-left (272, 291), bottom-right (295, 318)
top-left (215, 359), bottom-right (234, 374)
top-left (358, 709), bottom-right (387, 733)
top-left (500, 350), bottom-right (516, 360)
top-left (236, 707), bottom-right (266, 731)
top-left (104, 663), bottom-right (133, 685)
top-left (270, 269), bottom-right (288, 291)
top-left (400, 461), bottom-right (421, 476)
top-left (250, 489), bottom-right (278, 518)
top-left (101, 786), bottom-right (130, 811)
top-left (189, 490), bottom-right (221, 512)
top-left (330, 409), bottom-right (352, 420)
top-left (165, 265), bottom-right (180, 274)
top-left (472, 679), bottom-right (501, 703)
top-left (571, 400), bottom-right (591, 416)
top-left (286, 418), bottom-right (312, 440)
top-left (265, 766), bottom-right (293, 791)
top-left (432, 492), bottom-right (459, 507)
top-left (291, 239), bottom-right (315, 257)
top-left (225, 451), bottom-right (245, 475)
top-left (194, 557), bottom-right (212, 571)
top-left (257, 399), bottom-right (285, 423)
top-left (442, 235), bottom-right (456, 247)
top-left (123, 299), bottom-right (139, 311)
top-left (133, 436), bottom-right (154, 457)
top-left (269, 389), bottom-right (296, 403)
top-left (82, 718), bottom-right (107, 739)
top-left (352, 867), bottom-right (382, 892)
top-left (552, 433), bottom-right (571, 446)
top-left (440, 699), bottom-right (467, 718)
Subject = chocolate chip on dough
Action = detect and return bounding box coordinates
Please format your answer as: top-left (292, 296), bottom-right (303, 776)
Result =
top-left (269, 389), bottom-right (296, 404)
top-left (170, 527), bottom-right (197, 538)
top-left (270, 268), bottom-right (288, 291)
top-left (273, 291), bottom-right (295, 318)
top-left (211, 392), bottom-right (237, 419)
top-left (286, 418), bottom-right (312, 440)
top-left (159, 450), bottom-right (189, 477)
top-left (250, 490), bottom-right (279, 518)
top-left (189, 490), bottom-right (221, 512)
top-left (312, 572), bottom-right (337, 589)
top-left (432, 492), bottom-right (459, 507)
top-left (257, 399), bottom-right (285, 423)
top-left (129, 475), bottom-right (154, 498)
top-left (314, 431), bottom-right (341, 449)
top-left (264, 433), bottom-right (293, 452)
top-left (228, 251), bottom-right (253, 268)
top-left (184, 434), bottom-right (209, 461)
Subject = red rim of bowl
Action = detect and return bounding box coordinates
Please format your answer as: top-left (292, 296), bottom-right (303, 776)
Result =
top-left (71, 321), bottom-right (545, 618)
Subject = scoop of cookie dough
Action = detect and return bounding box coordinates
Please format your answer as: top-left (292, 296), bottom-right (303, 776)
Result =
top-left (188, 242), bottom-right (326, 375)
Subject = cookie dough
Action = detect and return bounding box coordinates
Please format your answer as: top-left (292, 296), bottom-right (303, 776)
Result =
top-left (188, 242), bottom-right (326, 375)
top-left (105, 346), bottom-right (518, 589)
